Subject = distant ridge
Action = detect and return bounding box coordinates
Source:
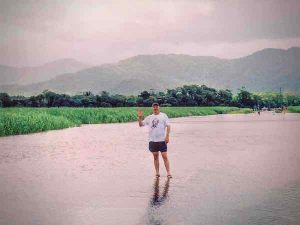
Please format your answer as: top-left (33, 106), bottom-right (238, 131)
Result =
top-left (0, 47), bottom-right (299, 96)
top-left (0, 58), bottom-right (89, 85)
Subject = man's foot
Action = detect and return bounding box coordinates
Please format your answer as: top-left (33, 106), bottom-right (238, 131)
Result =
top-left (167, 174), bottom-right (172, 178)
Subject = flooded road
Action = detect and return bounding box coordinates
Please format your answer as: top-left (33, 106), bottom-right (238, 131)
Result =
top-left (1, 112), bottom-right (300, 225)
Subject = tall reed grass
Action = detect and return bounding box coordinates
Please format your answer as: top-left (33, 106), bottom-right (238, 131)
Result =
top-left (288, 106), bottom-right (300, 113)
top-left (0, 106), bottom-right (250, 137)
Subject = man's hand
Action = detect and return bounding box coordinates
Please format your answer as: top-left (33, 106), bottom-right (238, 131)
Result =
top-left (165, 125), bottom-right (170, 143)
top-left (137, 109), bottom-right (144, 127)
top-left (165, 135), bottom-right (169, 144)
top-left (137, 109), bottom-right (143, 118)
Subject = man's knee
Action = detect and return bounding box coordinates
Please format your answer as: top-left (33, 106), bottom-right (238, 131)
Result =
top-left (161, 152), bottom-right (168, 160)
top-left (152, 152), bottom-right (159, 160)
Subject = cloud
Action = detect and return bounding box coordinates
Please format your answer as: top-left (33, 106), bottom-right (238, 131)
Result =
top-left (0, 0), bottom-right (299, 66)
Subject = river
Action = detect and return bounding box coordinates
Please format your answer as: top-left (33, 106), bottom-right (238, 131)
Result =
top-left (0, 112), bottom-right (299, 225)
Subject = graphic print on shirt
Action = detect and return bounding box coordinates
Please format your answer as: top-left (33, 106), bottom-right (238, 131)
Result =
top-left (151, 118), bottom-right (159, 128)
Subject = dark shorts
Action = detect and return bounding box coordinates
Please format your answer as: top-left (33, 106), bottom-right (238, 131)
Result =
top-left (149, 141), bottom-right (167, 152)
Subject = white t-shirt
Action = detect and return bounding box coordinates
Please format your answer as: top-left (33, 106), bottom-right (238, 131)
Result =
top-left (142, 112), bottom-right (170, 142)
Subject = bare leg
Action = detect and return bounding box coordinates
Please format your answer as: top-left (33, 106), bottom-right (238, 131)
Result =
top-left (152, 152), bottom-right (160, 176)
top-left (161, 152), bottom-right (171, 176)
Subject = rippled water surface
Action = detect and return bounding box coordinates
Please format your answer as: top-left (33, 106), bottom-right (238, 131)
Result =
top-left (0, 112), bottom-right (300, 225)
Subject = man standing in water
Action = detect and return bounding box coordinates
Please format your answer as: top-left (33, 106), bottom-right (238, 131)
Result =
top-left (137, 103), bottom-right (172, 178)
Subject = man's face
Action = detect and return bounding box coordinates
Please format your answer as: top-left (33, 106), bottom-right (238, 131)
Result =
top-left (153, 105), bottom-right (160, 114)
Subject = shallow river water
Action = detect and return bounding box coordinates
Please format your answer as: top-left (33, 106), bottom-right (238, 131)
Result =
top-left (0, 112), bottom-right (300, 225)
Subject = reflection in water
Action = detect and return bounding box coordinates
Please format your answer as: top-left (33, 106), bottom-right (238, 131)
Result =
top-left (146, 178), bottom-right (171, 225)
top-left (151, 177), bottom-right (170, 208)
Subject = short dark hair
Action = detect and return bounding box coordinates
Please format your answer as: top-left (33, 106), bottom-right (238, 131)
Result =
top-left (152, 102), bottom-right (159, 107)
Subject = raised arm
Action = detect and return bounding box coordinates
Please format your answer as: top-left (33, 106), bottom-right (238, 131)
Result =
top-left (137, 109), bottom-right (144, 127)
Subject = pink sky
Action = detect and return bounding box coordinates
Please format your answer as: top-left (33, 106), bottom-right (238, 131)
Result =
top-left (1, 0), bottom-right (300, 67)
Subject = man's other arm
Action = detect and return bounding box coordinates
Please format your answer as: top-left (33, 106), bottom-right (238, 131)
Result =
top-left (165, 125), bottom-right (170, 143)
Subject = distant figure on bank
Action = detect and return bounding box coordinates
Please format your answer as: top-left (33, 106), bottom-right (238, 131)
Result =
top-left (137, 103), bottom-right (172, 178)
top-left (258, 108), bottom-right (261, 116)
top-left (283, 106), bottom-right (287, 120)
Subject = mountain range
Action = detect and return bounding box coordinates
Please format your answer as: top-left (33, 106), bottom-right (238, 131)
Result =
top-left (0, 47), bottom-right (299, 96)
top-left (0, 58), bottom-right (89, 85)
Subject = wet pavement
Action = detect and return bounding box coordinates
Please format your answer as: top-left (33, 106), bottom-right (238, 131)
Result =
top-left (0, 112), bottom-right (300, 225)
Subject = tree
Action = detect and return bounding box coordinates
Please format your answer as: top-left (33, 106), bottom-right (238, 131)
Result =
top-left (126, 96), bottom-right (138, 106)
top-left (252, 94), bottom-right (263, 109)
top-left (156, 91), bottom-right (166, 105)
top-left (139, 91), bottom-right (150, 100)
top-left (83, 91), bottom-right (92, 96)
top-left (81, 95), bottom-right (96, 107)
top-left (100, 91), bottom-right (111, 104)
top-left (166, 89), bottom-right (177, 98)
top-left (2, 84), bottom-right (299, 108)
top-left (143, 96), bottom-right (157, 107)
top-left (110, 94), bottom-right (126, 107)
top-left (165, 96), bottom-right (178, 106)
top-left (54, 94), bottom-right (72, 107)
top-left (70, 95), bottom-right (83, 107)
top-left (236, 87), bottom-right (255, 107)
top-left (100, 102), bottom-right (112, 107)
top-left (0, 93), bottom-right (11, 107)
top-left (284, 92), bottom-right (300, 106)
top-left (28, 96), bottom-right (39, 107)
top-left (217, 89), bottom-right (233, 106)
top-left (43, 91), bottom-right (58, 107)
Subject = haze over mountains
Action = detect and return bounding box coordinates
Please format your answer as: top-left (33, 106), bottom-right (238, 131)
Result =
top-left (0, 58), bottom-right (89, 85)
top-left (0, 47), bottom-right (299, 96)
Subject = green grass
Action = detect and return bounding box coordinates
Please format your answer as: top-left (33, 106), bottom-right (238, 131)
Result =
top-left (0, 106), bottom-right (251, 137)
top-left (288, 106), bottom-right (300, 113)
top-left (227, 108), bottom-right (254, 114)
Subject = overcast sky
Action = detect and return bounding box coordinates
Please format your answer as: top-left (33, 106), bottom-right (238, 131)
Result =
top-left (1, 0), bottom-right (300, 67)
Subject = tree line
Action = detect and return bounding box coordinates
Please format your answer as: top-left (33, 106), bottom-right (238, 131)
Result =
top-left (0, 84), bottom-right (299, 108)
